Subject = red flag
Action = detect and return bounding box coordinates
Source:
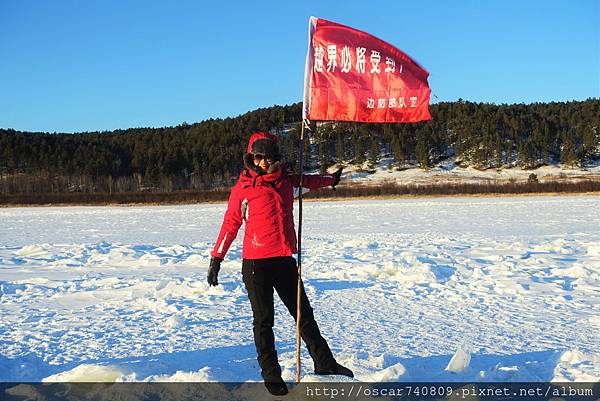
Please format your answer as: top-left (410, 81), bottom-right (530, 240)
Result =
top-left (303, 17), bottom-right (431, 123)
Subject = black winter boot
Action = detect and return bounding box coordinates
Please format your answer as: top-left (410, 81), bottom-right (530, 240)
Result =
top-left (315, 362), bottom-right (354, 378)
top-left (264, 376), bottom-right (288, 396)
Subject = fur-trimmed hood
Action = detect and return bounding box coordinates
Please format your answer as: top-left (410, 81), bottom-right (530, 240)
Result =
top-left (244, 132), bottom-right (281, 175)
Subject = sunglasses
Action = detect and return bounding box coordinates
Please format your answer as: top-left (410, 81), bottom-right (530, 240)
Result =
top-left (253, 153), bottom-right (276, 162)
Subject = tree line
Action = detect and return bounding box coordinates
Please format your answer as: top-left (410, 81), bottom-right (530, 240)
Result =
top-left (0, 99), bottom-right (598, 194)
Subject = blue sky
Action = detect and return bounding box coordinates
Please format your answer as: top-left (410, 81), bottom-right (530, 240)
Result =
top-left (1, 0), bottom-right (598, 133)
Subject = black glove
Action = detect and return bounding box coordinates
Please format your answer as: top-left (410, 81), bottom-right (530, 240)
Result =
top-left (207, 257), bottom-right (223, 286)
top-left (331, 167), bottom-right (343, 190)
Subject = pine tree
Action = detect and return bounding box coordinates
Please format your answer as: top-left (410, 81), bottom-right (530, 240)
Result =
top-left (336, 133), bottom-right (345, 165)
top-left (580, 125), bottom-right (598, 166)
top-left (352, 128), bottom-right (365, 167)
top-left (318, 140), bottom-right (329, 173)
top-left (303, 129), bottom-right (313, 171)
top-left (560, 131), bottom-right (578, 166)
top-left (368, 134), bottom-right (380, 169)
top-left (285, 125), bottom-right (299, 172)
top-left (494, 133), bottom-right (503, 168)
top-left (518, 138), bottom-right (537, 168)
top-left (391, 136), bottom-right (405, 169)
top-left (416, 128), bottom-right (430, 169)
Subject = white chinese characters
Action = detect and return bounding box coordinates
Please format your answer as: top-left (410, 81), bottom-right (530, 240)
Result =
top-left (327, 45), bottom-right (337, 72)
top-left (340, 45), bottom-right (352, 73)
top-left (314, 43), bottom-right (402, 76)
top-left (364, 96), bottom-right (418, 110)
top-left (356, 47), bottom-right (366, 74)
top-left (314, 45), bottom-right (325, 73)
top-left (385, 57), bottom-right (395, 73)
top-left (370, 50), bottom-right (381, 74)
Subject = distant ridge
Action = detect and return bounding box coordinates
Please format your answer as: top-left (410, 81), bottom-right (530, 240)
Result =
top-left (1, 99), bottom-right (598, 196)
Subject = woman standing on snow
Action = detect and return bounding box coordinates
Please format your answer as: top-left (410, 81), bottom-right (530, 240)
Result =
top-left (207, 132), bottom-right (352, 396)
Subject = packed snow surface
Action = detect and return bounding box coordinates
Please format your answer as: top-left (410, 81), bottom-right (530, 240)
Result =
top-left (1, 195), bottom-right (599, 383)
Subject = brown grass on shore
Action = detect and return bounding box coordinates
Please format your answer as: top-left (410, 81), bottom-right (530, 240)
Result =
top-left (2, 180), bottom-right (600, 207)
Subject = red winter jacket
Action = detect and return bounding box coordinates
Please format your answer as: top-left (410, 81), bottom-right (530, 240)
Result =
top-left (211, 167), bottom-right (335, 260)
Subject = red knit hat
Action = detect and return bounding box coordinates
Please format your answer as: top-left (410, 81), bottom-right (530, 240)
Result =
top-left (246, 132), bottom-right (279, 154)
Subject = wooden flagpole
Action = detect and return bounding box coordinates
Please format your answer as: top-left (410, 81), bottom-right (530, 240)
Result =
top-left (297, 16), bottom-right (316, 384)
top-left (295, 119), bottom-right (307, 383)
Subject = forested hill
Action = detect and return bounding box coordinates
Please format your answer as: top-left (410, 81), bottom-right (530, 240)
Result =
top-left (1, 99), bottom-right (598, 194)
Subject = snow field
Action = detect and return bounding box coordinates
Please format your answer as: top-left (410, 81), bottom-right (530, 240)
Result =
top-left (0, 196), bottom-right (599, 383)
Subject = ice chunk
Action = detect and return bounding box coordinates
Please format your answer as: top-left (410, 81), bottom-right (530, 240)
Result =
top-left (42, 364), bottom-right (124, 382)
top-left (370, 363), bottom-right (407, 381)
top-left (445, 343), bottom-right (471, 373)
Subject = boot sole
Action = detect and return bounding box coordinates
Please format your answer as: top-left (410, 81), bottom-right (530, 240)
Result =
top-left (314, 370), bottom-right (354, 378)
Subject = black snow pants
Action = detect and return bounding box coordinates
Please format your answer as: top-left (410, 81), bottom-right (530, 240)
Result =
top-left (242, 256), bottom-right (336, 381)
